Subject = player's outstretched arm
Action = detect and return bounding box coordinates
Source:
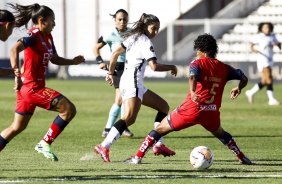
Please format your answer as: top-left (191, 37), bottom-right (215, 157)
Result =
top-left (148, 60), bottom-right (177, 76)
top-left (50, 53), bottom-right (85, 65)
top-left (230, 76), bottom-right (248, 100)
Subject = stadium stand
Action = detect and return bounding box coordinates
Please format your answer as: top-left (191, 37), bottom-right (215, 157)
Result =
top-left (217, 0), bottom-right (282, 62)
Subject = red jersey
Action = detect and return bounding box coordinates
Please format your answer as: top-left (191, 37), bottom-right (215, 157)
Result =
top-left (20, 27), bottom-right (57, 88)
top-left (183, 57), bottom-right (244, 113)
top-left (169, 57), bottom-right (245, 131)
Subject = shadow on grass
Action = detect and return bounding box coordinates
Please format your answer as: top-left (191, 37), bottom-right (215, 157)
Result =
top-left (129, 134), bottom-right (282, 140)
top-left (1, 173), bottom-right (282, 182)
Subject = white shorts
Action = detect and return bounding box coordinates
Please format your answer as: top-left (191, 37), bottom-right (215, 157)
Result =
top-left (120, 86), bottom-right (148, 102)
top-left (257, 59), bottom-right (273, 72)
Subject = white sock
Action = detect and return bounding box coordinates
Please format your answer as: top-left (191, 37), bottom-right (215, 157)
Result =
top-left (154, 122), bottom-right (163, 146)
top-left (101, 127), bottom-right (120, 149)
top-left (266, 90), bottom-right (275, 101)
top-left (248, 84), bottom-right (260, 96)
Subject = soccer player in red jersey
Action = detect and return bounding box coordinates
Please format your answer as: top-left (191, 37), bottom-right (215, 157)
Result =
top-left (0, 3), bottom-right (85, 161)
top-left (124, 33), bottom-right (252, 165)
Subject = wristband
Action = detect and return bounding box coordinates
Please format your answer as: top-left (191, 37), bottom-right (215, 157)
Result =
top-left (107, 73), bottom-right (114, 75)
top-left (96, 56), bottom-right (103, 64)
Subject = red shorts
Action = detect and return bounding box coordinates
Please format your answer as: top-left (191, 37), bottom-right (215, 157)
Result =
top-left (168, 106), bottom-right (220, 132)
top-left (16, 85), bottom-right (62, 115)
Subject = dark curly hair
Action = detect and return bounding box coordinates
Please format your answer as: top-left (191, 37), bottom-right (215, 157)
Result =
top-left (258, 22), bottom-right (273, 33)
top-left (193, 33), bottom-right (218, 58)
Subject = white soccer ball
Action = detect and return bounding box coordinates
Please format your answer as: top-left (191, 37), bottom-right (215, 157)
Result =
top-left (190, 146), bottom-right (214, 169)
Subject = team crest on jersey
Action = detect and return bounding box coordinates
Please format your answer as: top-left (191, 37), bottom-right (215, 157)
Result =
top-left (150, 46), bottom-right (154, 52)
top-left (189, 72), bottom-right (195, 77)
top-left (51, 98), bottom-right (59, 106)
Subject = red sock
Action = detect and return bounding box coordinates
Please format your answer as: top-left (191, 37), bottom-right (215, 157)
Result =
top-left (43, 123), bottom-right (63, 144)
top-left (0, 145), bottom-right (4, 152)
top-left (226, 138), bottom-right (245, 159)
top-left (136, 135), bottom-right (155, 158)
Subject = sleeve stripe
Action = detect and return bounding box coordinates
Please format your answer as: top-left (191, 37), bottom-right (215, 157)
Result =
top-left (147, 57), bottom-right (157, 62)
top-left (121, 43), bottom-right (126, 49)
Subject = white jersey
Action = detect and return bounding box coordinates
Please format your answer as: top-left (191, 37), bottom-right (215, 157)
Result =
top-left (251, 33), bottom-right (280, 63)
top-left (120, 33), bottom-right (157, 88)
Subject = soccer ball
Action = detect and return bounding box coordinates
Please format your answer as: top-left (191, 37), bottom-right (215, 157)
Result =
top-left (190, 146), bottom-right (214, 169)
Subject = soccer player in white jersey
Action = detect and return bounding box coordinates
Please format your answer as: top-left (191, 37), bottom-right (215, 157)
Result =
top-left (94, 13), bottom-right (178, 162)
top-left (246, 22), bottom-right (281, 105)
top-left (93, 9), bottom-right (133, 138)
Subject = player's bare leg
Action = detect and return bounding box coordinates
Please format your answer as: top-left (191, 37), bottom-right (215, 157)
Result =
top-left (95, 97), bottom-right (141, 162)
top-left (262, 67), bottom-right (279, 106)
top-left (0, 114), bottom-right (31, 151)
top-left (212, 125), bottom-right (252, 165)
top-left (142, 90), bottom-right (175, 157)
top-left (35, 96), bottom-right (76, 161)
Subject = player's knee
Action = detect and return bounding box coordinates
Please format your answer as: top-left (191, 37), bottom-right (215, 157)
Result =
top-left (122, 116), bottom-right (136, 126)
top-left (63, 102), bottom-right (76, 120)
top-left (160, 101), bottom-right (169, 113)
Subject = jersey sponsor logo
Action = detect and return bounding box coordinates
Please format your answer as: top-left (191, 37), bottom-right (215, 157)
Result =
top-left (43, 52), bottom-right (52, 64)
top-left (199, 104), bottom-right (217, 111)
top-left (139, 135), bottom-right (153, 152)
top-left (150, 46), bottom-right (154, 52)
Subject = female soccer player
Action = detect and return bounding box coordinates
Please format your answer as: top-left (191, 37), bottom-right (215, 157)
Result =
top-left (245, 22), bottom-right (281, 106)
top-left (124, 33), bottom-right (252, 165)
top-left (0, 9), bottom-right (16, 76)
top-left (93, 9), bottom-right (133, 138)
top-left (0, 3), bottom-right (85, 161)
top-left (94, 13), bottom-right (178, 162)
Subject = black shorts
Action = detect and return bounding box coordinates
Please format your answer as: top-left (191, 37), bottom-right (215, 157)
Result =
top-left (113, 62), bottom-right (124, 89)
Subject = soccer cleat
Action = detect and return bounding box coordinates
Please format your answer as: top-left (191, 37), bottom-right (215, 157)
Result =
top-left (101, 130), bottom-right (110, 138)
top-left (122, 128), bottom-right (134, 137)
top-left (35, 140), bottom-right (58, 161)
top-left (94, 144), bottom-right (110, 162)
top-left (123, 156), bottom-right (142, 164)
top-left (268, 99), bottom-right (280, 106)
top-left (238, 156), bottom-right (252, 165)
top-left (245, 90), bottom-right (254, 104)
top-left (153, 144), bottom-right (176, 157)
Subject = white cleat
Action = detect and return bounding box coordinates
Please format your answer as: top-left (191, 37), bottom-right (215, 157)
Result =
top-left (245, 90), bottom-right (254, 104)
top-left (123, 156), bottom-right (142, 164)
top-left (268, 99), bottom-right (280, 106)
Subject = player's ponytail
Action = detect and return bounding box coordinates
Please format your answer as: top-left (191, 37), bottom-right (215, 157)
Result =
top-left (7, 3), bottom-right (54, 29)
top-left (124, 13), bottom-right (159, 39)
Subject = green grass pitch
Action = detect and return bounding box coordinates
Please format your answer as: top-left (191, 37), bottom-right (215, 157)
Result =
top-left (0, 79), bottom-right (281, 184)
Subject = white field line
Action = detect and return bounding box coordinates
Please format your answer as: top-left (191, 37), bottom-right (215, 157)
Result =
top-left (1, 174), bottom-right (282, 182)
